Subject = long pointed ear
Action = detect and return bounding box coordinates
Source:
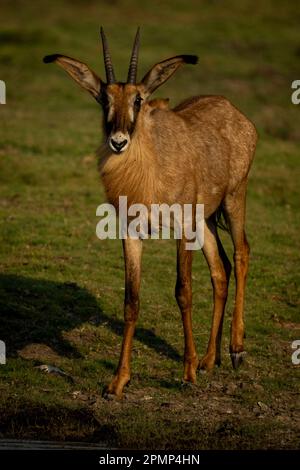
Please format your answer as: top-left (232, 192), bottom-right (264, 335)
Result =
top-left (43, 54), bottom-right (103, 101)
top-left (141, 55), bottom-right (198, 96)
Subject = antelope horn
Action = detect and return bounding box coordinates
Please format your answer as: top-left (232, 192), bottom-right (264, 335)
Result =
top-left (127, 27), bottom-right (140, 84)
top-left (100, 27), bottom-right (116, 84)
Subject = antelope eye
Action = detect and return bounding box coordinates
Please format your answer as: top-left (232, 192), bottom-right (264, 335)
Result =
top-left (134, 96), bottom-right (142, 106)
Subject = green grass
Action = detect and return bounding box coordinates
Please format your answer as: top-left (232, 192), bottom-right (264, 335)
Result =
top-left (0, 0), bottom-right (299, 449)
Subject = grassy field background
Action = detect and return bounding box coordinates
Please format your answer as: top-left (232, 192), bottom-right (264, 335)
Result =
top-left (0, 0), bottom-right (299, 449)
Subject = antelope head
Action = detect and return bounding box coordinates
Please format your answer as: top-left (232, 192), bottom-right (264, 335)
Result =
top-left (43, 28), bottom-right (198, 154)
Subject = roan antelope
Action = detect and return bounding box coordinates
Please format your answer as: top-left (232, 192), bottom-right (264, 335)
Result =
top-left (44, 28), bottom-right (257, 398)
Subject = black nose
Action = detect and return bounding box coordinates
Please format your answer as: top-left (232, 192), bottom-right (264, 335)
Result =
top-left (111, 139), bottom-right (128, 152)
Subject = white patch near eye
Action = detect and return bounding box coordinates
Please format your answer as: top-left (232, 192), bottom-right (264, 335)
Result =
top-left (107, 93), bottom-right (114, 104)
top-left (128, 96), bottom-right (136, 123)
top-left (107, 94), bottom-right (114, 122)
top-left (128, 107), bottom-right (134, 123)
top-left (107, 105), bottom-right (114, 122)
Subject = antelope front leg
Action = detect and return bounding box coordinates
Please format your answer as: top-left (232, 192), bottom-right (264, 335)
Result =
top-left (104, 238), bottom-right (142, 399)
top-left (175, 238), bottom-right (198, 384)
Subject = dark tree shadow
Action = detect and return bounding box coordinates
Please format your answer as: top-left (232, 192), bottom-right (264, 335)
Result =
top-left (0, 274), bottom-right (181, 362)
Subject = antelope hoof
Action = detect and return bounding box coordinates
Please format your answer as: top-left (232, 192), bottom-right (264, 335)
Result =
top-left (182, 371), bottom-right (197, 384)
top-left (102, 388), bottom-right (122, 401)
top-left (230, 351), bottom-right (246, 369)
top-left (183, 357), bottom-right (198, 384)
top-left (198, 353), bottom-right (218, 373)
top-left (181, 379), bottom-right (197, 390)
top-left (102, 382), bottom-right (124, 400)
top-left (102, 373), bottom-right (130, 400)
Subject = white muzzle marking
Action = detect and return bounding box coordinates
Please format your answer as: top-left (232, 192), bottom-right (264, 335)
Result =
top-left (109, 132), bottom-right (130, 153)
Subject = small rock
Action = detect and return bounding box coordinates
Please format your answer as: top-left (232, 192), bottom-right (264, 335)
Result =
top-left (257, 401), bottom-right (269, 412)
top-left (35, 364), bottom-right (74, 382)
top-left (71, 391), bottom-right (91, 401)
top-left (142, 395), bottom-right (153, 401)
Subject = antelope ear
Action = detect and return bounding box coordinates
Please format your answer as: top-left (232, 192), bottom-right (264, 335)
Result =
top-left (43, 54), bottom-right (103, 101)
top-left (141, 55), bottom-right (198, 96)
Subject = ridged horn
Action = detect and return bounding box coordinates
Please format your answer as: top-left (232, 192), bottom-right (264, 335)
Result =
top-left (100, 27), bottom-right (116, 84)
top-left (127, 27), bottom-right (140, 84)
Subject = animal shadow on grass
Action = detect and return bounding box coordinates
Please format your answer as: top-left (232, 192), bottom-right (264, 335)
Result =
top-left (0, 274), bottom-right (181, 362)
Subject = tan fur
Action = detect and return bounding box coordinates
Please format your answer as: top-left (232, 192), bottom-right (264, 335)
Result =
top-left (98, 90), bottom-right (257, 397)
top-left (98, 93), bottom-right (257, 216)
top-left (44, 44), bottom-right (257, 399)
top-left (148, 98), bottom-right (170, 109)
